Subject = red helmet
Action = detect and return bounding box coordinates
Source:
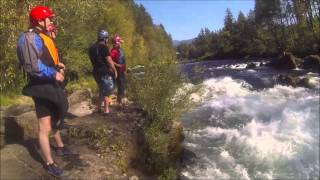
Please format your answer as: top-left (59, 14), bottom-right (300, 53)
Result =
top-left (29, 6), bottom-right (55, 25)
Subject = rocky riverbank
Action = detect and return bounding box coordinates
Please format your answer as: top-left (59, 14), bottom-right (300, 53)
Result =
top-left (0, 90), bottom-right (183, 179)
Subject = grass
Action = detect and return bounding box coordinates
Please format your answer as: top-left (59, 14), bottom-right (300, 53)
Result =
top-left (65, 76), bottom-right (98, 94)
top-left (0, 94), bottom-right (33, 107)
top-left (0, 95), bottom-right (17, 106)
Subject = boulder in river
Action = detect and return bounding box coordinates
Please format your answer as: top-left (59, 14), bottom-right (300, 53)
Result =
top-left (271, 52), bottom-right (300, 69)
top-left (298, 76), bottom-right (318, 89)
top-left (246, 63), bottom-right (256, 69)
top-left (277, 74), bottom-right (318, 89)
top-left (278, 74), bottom-right (300, 87)
top-left (301, 55), bottom-right (320, 71)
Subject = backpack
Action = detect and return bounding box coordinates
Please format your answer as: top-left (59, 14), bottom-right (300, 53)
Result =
top-left (17, 29), bottom-right (42, 76)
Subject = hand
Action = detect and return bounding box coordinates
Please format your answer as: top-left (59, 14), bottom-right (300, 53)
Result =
top-left (114, 63), bottom-right (121, 67)
top-left (57, 62), bottom-right (65, 70)
top-left (55, 72), bottom-right (64, 82)
top-left (59, 68), bottom-right (65, 76)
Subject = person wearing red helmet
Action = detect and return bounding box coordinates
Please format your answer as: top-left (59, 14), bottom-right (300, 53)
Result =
top-left (110, 35), bottom-right (128, 105)
top-left (17, 6), bottom-right (70, 177)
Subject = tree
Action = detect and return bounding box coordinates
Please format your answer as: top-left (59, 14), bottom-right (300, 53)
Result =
top-left (224, 8), bottom-right (234, 32)
top-left (176, 0), bottom-right (320, 60)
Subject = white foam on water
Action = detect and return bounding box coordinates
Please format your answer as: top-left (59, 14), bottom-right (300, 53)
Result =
top-left (246, 69), bottom-right (256, 73)
top-left (215, 63), bottom-right (248, 70)
top-left (230, 63), bottom-right (248, 69)
top-left (181, 77), bottom-right (320, 180)
top-left (185, 77), bottom-right (252, 104)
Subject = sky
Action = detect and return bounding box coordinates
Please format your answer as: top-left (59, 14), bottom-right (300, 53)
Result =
top-left (135, 0), bottom-right (255, 41)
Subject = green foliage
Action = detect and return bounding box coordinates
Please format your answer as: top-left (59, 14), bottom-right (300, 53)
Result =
top-left (127, 62), bottom-right (190, 176)
top-left (0, 95), bottom-right (16, 106)
top-left (0, 0), bottom-right (31, 93)
top-left (1, 0), bottom-right (175, 94)
top-left (128, 63), bottom-right (187, 129)
top-left (89, 126), bottom-right (110, 150)
top-left (67, 127), bottom-right (79, 138)
top-left (157, 167), bottom-right (178, 180)
top-left (65, 77), bottom-right (97, 94)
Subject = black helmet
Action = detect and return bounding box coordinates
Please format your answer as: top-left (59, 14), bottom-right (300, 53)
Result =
top-left (97, 30), bottom-right (108, 40)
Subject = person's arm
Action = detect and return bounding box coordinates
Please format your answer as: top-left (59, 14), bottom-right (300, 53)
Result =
top-left (107, 55), bottom-right (117, 79)
top-left (37, 60), bottom-right (57, 79)
top-left (33, 34), bottom-right (63, 81)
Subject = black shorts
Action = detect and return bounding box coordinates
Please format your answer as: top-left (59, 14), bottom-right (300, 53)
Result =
top-left (32, 97), bottom-right (58, 119)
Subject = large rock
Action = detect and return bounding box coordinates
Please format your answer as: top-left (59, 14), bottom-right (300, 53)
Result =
top-left (246, 63), bottom-right (256, 69)
top-left (68, 89), bottom-right (93, 117)
top-left (301, 55), bottom-right (320, 71)
top-left (1, 104), bottom-right (38, 147)
top-left (4, 111), bottom-right (38, 143)
top-left (68, 89), bottom-right (92, 106)
top-left (1, 143), bottom-right (47, 179)
top-left (1, 104), bottom-right (151, 179)
top-left (277, 74), bottom-right (318, 89)
top-left (68, 101), bottom-right (94, 117)
top-left (271, 52), bottom-right (299, 69)
top-left (278, 74), bottom-right (300, 87)
top-left (2, 104), bottom-right (34, 117)
top-left (1, 89), bottom-right (94, 146)
top-left (299, 76), bottom-right (318, 89)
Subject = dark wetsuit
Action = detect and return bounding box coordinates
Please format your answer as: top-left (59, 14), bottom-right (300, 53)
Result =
top-left (88, 41), bottom-right (115, 96)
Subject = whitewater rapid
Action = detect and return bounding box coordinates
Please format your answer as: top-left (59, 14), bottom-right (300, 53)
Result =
top-left (181, 77), bottom-right (319, 180)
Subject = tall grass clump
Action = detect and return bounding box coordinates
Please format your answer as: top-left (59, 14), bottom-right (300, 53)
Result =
top-left (127, 61), bottom-right (190, 179)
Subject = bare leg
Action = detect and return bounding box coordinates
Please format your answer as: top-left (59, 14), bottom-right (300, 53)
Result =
top-left (53, 130), bottom-right (64, 148)
top-left (104, 96), bottom-right (110, 113)
top-left (38, 116), bottom-right (54, 164)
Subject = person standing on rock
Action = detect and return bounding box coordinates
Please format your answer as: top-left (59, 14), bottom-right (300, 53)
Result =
top-left (89, 30), bottom-right (117, 114)
top-left (16, 6), bottom-right (72, 177)
top-left (110, 35), bottom-right (128, 106)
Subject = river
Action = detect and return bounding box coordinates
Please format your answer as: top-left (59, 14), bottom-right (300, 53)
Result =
top-left (179, 60), bottom-right (320, 180)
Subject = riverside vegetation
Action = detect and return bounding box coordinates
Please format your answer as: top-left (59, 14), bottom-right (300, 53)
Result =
top-left (177, 0), bottom-right (319, 60)
top-left (1, 0), bottom-right (188, 179)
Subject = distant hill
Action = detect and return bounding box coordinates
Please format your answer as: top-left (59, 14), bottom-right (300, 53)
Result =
top-left (172, 39), bottom-right (193, 47)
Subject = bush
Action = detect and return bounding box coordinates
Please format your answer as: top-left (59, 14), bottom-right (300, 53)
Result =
top-left (128, 62), bottom-right (188, 128)
top-left (127, 61), bottom-right (190, 177)
top-left (157, 167), bottom-right (178, 180)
